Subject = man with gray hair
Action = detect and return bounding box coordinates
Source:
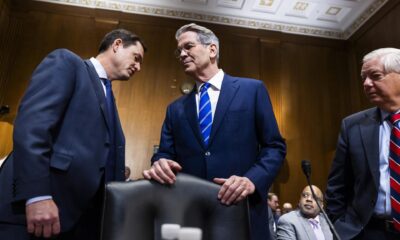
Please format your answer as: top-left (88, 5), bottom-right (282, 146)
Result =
top-left (326, 48), bottom-right (400, 239)
top-left (143, 23), bottom-right (286, 240)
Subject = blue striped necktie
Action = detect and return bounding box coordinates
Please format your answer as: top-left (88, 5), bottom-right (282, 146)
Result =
top-left (389, 113), bottom-right (400, 232)
top-left (199, 83), bottom-right (212, 146)
top-left (102, 78), bottom-right (116, 182)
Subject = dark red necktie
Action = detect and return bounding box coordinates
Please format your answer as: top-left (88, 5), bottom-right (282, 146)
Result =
top-left (389, 113), bottom-right (400, 231)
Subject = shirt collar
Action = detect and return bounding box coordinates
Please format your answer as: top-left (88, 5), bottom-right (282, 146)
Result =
top-left (380, 108), bottom-right (400, 123)
top-left (90, 57), bottom-right (108, 79)
top-left (196, 69), bottom-right (224, 93)
top-left (313, 215), bottom-right (320, 223)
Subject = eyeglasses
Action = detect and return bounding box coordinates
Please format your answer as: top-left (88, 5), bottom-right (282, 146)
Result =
top-left (174, 42), bottom-right (197, 58)
top-left (174, 42), bottom-right (210, 58)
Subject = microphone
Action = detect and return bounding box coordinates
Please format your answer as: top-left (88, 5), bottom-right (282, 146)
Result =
top-left (301, 160), bottom-right (341, 240)
top-left (301, 160), bottom-right (311, 178)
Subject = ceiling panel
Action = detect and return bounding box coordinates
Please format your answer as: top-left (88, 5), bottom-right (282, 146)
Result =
top-left (34, 0), bottom-right (389, 39)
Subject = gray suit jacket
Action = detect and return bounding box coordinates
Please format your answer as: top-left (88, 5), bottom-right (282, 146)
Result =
top-left (276, 210), bottom-right (333, 240)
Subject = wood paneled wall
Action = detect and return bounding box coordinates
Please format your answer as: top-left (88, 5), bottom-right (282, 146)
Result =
top-left (0, 0), bottom-right (355, 205)
top-left (0, 0), bottom-right (15, 159)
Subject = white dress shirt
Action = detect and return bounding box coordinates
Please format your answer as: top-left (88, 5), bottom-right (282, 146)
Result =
top-left (195, 69), bottom-right (224, 119)
top-left (374, 109), bottom-right (393, 215)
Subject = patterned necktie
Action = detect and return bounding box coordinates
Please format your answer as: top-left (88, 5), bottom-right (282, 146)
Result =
top-left (309, 218), bottom-right (319, 229)
top-left (389, 113), bottom-right (400, 232)
top-left (308, 218), bottom-right (325, 240)
top-left (199, 83), bottom-right (212, 146)
top-left (102, 78), bottom-right (116, 182)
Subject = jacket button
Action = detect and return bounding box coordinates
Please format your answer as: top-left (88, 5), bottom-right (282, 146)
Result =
top-left (205, 151), bottom-right (211, 156)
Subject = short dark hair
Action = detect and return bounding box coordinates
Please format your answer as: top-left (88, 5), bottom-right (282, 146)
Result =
top-left (98, 29), bottom-right (147, 53)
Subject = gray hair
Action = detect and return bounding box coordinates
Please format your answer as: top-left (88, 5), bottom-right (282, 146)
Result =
top-left (363, 48), bottom-right (400, 73)
top-left (175, 23), bottom-right (220, 61)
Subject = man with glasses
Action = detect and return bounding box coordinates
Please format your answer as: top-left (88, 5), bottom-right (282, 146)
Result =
top-left (276, 185), bottom-right (333, 240)
top-left (142, 23), bottom-right (286, 240)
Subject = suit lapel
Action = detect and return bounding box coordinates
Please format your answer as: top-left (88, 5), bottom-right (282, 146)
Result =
top-left (359, 108), bottom-right (381, 188)
top-left (297, 211), bottom-right (317, 240)
top-left (208, 74), bottom-right (239, 146)
top-left (84, 60), bottom-right (113, 135)
top-left (184, 90), bottom-right (205, 147)
top-left (319, 214), bottom-right (333, 240)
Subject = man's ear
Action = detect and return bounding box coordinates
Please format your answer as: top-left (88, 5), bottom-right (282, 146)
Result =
top-left (209, 43), bottom-right (218, 60)
top-left (112, 38), bottom-right (123, 53)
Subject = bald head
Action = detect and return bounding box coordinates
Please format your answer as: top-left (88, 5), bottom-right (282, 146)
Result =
top-left (298, 185), bottom-right (323, 218)
top-left (282, 202), bottom-right (293, 214)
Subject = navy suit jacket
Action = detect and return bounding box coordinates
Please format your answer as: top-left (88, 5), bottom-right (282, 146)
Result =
top-left (152, 74), bottom-right (286, 240)
top-left (326, 107), bottom-right (381, 239)
top-left (0, 49), bottom-right (125, 233)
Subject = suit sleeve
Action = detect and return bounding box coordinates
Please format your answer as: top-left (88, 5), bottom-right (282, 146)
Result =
top-left (276, 215), bottom-right (297, 240)
top-left (13, 49), bottom-right (76, 202)
top-left (151, 105), bottom-right (177, 163)
top-left (244, 82), bottom-right (286, 201)
top-left (325, 119), bottom-right (353, 222)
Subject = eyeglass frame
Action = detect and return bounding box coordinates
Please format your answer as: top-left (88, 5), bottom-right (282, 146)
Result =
top-left (174, 41), bottom-right (212, 59)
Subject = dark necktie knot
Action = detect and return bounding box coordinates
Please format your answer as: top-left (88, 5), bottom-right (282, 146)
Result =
top-left (101, 78), bottom-right (112, 89)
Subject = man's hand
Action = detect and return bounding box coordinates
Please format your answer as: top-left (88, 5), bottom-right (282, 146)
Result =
top-left (214, 176), bottom-right (255, 205)
top-left (26, 199), bottom-right (60, 238)
top-left (142, 158), bottom-right (182, 184)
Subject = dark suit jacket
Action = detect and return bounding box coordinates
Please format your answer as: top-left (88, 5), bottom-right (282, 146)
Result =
top-left (0, 49), bottom-right (125, 234)
top-left (152, 74), bottom-right (286, 240)
top-left (326, 107), bottom-right (381, 239)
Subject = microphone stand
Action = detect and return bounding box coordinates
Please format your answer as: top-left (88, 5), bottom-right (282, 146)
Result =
top-left (304, 170), bottom-right (341, 240)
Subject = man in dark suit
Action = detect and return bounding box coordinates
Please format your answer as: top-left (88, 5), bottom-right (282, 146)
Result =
top-left (0, 29), bottom-right (145, 239)
top-left (326, 48), bottom-right (400, 239)
top-left (142, 23), bottom-right (286, 240)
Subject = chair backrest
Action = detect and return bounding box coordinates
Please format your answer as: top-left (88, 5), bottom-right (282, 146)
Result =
top-left (101, 173), bottom-right (250, 240)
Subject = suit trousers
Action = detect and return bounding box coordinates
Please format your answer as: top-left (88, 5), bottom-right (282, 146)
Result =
top-left (353, 216), bottom-right (400, 240)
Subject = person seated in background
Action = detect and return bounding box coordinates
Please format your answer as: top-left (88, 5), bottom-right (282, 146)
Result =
top-left (268, 192), bottom-right (280, 222)
top-left (268, 192), bottom-right (280, 239)
top-left (125, 166), bottom-right (133, 181)
top-left (282, 202), bottom-right (293, 214)
top-left (276, 185), bottom-right (333, 240)
top-left (275, 208), bottom-right (282, 219)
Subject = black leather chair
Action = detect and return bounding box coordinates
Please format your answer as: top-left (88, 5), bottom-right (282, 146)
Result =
top-left (100, 173), bottom-right (250, 240)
